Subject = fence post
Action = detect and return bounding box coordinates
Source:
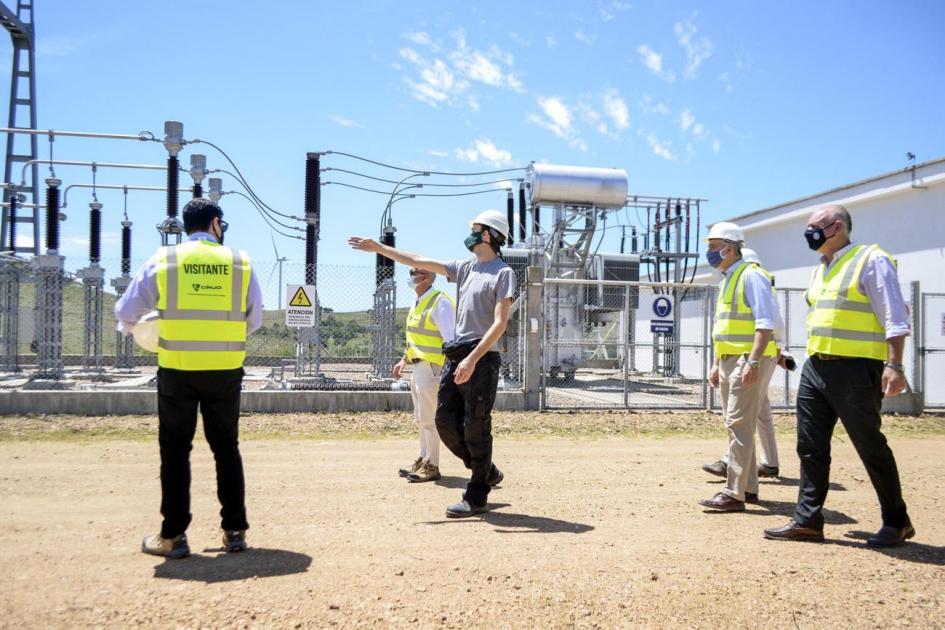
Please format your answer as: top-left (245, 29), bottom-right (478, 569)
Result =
top-left (524, 265), bottom-right (543, 410)
top-left (912, 280), bottom-right (922, 401)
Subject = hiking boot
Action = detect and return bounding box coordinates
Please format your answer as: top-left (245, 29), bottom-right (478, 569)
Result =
top-left (446, 499), bottom-right (487, 518)
top-left (487, 464), bottom-right (504, 487)
top-left (222, 530), bottom-right (247, 553)
top-left (408, 461), bottom-right (441, 483)
top-left (758, 464), bottom-right (780, 478)
top-left (141, 532), bottom-right (190, 559)
top-left (702, 459), bottom-right (727, 478)
top-left (399, 457), bottom-right (423, 478)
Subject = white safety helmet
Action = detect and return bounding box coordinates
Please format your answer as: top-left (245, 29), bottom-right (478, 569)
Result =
top-left (741, 247), bottom-right (761, 265)
top-left (469, 209), bottom-right (509, 244)
top-left (131, 310), bottom-right (160, 353)
top-left (705, 221), bottom-right (744, 243)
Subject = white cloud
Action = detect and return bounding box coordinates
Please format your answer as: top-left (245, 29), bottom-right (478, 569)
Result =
top-left (674, 15), bottom-right (713, 78)
top-left (639, 94), bottom-right (670, 116)
top-left (404, 31), bottom-right (434, 48)
top-left (636, 44), bottom-right (675, 82)
top-left (602, 89), bottom-right (630, 129)
top-left (545, 35), bottom-right (557, 48)
top-left (453, 139), bottom-right (515, 167)
top-left (646, 134), bottom-right (676, 161)
top-left (330, 115), bottom-right (362, 128)
top-left (712, 139), bottom-right (721, 153)
top-left (575, 30), bottom-right (596, 46)
top-left (679, 109), bottom-right (710, 140)
top-left (422, 148), bottom-right (450, 158)
top-left (680, 110), bottom-right (695, 132)
top-left (528, 96), bottom-right (588, 151)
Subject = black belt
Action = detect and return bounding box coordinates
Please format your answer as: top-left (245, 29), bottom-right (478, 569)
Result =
top-left (409, 358), bottom-right (422, 364)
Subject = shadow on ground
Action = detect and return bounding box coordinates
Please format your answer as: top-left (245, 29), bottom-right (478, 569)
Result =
top-left (825, 530), bottom-right (945, 566)
top-left (153, 548), bottom-right (312, 583)
top-left (746, 499), bottom-right (858, 525)
top-left (422, 503), bottom-right (595, 534)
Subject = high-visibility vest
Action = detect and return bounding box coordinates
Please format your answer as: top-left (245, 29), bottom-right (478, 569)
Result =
top-left (155, 239), bottom-right (251, 370)
top-left (405, 289), bottom-right (454, 366)
top-left (713, 260), bottom-right (778, 357)
top-left (806, 244), bottom-right (888, 361)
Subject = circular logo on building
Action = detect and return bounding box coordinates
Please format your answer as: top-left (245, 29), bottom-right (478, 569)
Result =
top-left (653, 297), bottom-right (672, 318)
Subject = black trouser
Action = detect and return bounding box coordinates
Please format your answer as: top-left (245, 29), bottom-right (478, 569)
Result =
top-left (435, 350), bottom-right (501, 507)
top-left (794, 356), bottom-right (908, 530)
top-left (157, 367), bottom-right (248, 538)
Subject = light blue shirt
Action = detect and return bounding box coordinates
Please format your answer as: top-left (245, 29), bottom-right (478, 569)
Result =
top-left (720, 260), bottom-right (784, 341)
top-left (114, 232), bottom-right (264, 335)
top-left (820, 242), bottom-right (911, 339)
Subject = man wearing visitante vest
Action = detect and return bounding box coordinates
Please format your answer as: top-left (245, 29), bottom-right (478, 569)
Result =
top-left (764, 204), bottom-right (914, 547)
top-left (115, 198), bottom-right (264, 559)
top-left (393, 267), bottom-right (456, 483)
top-left (699, 222), bottom-right (782, 513)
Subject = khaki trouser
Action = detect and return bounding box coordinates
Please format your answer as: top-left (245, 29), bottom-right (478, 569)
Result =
top-left (719, 354), bottom-right (777, 501)
top-left (721, 390), bottom-right (779, 468)
top-left (410, 361), bottom-right (442, 467)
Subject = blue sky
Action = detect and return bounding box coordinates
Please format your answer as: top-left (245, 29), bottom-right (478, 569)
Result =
top-left (2, 0), bottom-right (943, 307)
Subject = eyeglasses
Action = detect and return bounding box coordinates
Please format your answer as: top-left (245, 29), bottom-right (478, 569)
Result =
top-left (408, 270), bottom-right (425, 277)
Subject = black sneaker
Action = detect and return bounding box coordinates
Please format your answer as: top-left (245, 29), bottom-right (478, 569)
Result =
top-left (701, 459), bottom-right (727, 477)
top-left (141, 533), bottom-right (190, 559)
top-left (446, 500), bottom-right (487, 518)
top-left (487, 465), bottom-right (504, 487)
top-left (222, 530), bottom-right (247, 553)
top-left (758, 464), bottom-right (780, 478)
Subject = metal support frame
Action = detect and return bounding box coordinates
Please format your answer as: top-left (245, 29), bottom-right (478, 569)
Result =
top-left (1, 1), bottom-right (39, 254)
top-left (525, 266), bottom-right (543, 410)
top-left (0, 253), bottom-right (21, 371)
top-left (31, 253), bottom-right (64, 380)
top-left (371, 277), bottom-right (397, 379)
top-left (78, 264), bottom-right (104, 374)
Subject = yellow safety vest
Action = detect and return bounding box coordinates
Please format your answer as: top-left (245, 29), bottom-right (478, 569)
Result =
top-left (806, 244), bottom-right (888, 361)
top-left (713, 260), bottom-right (778, 357)
top-left (405, 289), bottom-right (454, 366)
top-left (155, 239), bottom-right (251, 370)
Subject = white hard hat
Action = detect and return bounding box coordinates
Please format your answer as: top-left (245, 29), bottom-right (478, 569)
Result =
top-left (470, 209), bottom-right (509, 242)
top-left (742, 247), bottom-right (761, 265)
top-left (705, 221), bottom-right (744, 243)
top-left (131, 311), bottom-right (160, 353)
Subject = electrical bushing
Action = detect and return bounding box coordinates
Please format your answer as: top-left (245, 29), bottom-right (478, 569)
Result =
top-left (506, 190), bottom-right (514, 245)
top-left (45, 178), bottom-right (61, 253)
top-left (533, 205), bottom-right (541, 236)
top-left (166, 156), bottom-right (179, 218)
top-left (631, 227), bottom-right (638, 254)
top-left (192, 183), bottom-right (202, 199)
top-left (207, 177), bottom-right (223, 203)
top-left (7, 188), bottom-right (15, 252)
top-left (89, 201), bottom-right (102, 264)
top-left (376, 228), bottom-right (396, 285)
top-left (163, 121), bottom-right (183, 157)
top-left (304, 153), bottom-right (319, 285)
top-left (121, 221), bottom-right (132, 275)
top-left (518, 182), bottom-right (527, 243)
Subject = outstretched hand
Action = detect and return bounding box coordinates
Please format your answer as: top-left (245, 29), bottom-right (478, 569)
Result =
top-left (348, 236), bottom-right (381, 253)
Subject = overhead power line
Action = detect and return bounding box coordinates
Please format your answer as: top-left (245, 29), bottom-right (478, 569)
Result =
top-left (325, 150), bottom-right (526, 176)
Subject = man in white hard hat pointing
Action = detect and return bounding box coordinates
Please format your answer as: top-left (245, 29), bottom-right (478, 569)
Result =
top-left (349, 209), bottom-right (515, 518)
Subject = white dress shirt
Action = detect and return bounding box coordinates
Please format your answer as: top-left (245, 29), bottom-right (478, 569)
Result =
top-left (416, 286), bottom-right (456, 344)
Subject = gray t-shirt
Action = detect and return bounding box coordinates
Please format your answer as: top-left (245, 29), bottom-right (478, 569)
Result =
top-left (445, 257), bottom-right (516, 347)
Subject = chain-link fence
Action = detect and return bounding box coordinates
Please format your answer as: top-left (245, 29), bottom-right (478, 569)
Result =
top-left (921, 292), bottom-right (945, 408)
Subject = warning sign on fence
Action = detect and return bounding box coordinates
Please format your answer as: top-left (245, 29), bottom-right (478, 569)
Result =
top-left (285, 284), bottom-right (316, 328)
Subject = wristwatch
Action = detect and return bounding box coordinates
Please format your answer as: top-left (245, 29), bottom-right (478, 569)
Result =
top-left (884, 362), bottom-right (905, 373)
top-left (745, 359), bottom-right (760, 368)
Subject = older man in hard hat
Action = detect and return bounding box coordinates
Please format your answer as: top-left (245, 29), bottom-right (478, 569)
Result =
top-left (764, 204), bottom-right (913, 546)
top-left (349, 209), bottom-right (514, 518)
top-left (701, 247), bottom-right (789, 480)
top-left (699, 222), bottom-right (782, 512)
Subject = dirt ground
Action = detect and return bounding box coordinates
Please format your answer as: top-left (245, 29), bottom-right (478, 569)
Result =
top-left (1, 412), bottom-right (943, 628)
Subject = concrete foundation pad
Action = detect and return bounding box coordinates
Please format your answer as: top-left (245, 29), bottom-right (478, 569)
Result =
top-left (0, 389), bottom-right (526, 415)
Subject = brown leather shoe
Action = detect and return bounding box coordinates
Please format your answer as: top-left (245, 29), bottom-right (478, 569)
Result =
top-left (867, 520), bottom-right (915, 547)
top-left (764, 520), bottom-right (824, 542)
top-left (699, 492), bottom-right (745, 512)
top-left (745, 492), bottom-right (759, 504)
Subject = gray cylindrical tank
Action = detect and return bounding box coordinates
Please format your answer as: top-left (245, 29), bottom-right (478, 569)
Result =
top-left (526, 163), bottom-right (628, 208)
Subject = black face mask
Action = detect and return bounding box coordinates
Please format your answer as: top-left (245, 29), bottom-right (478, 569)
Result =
top-left (803, 227), bottom-right (825, 251)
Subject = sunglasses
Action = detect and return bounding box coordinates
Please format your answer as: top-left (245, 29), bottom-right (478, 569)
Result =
top-left (218, 218), bottom-right (229, 233)
top-left (408, 270), bottom-right (427, 277)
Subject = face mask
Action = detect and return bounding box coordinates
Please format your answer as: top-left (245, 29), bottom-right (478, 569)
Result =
top-left (464, 230), bottom-right (483, 252)
top-left (706, 248), bottom-right (724, 268)
top-left (804, 227), bottom-right (826, 251)
top-left (407, 276), bottom-right (419, 288)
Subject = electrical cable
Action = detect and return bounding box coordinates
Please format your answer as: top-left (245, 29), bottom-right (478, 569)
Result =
top-left (189, 139), bottom-right (304, 222)
top-left (223, 190), bottom-right (305, 239)
top-left (323, 167), bottom-right (519, 188)
top-left (324, 181), bottom-right (508, 198)
top-left (325, 150), bottom-right (525, 176)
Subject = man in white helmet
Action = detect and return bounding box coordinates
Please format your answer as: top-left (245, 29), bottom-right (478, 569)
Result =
top-left (699, 222), bottom-right (783, 512)
top-left (702, 247), bottom-right (790, 480)
top-left (348, 209), bottom-right (515, 518)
